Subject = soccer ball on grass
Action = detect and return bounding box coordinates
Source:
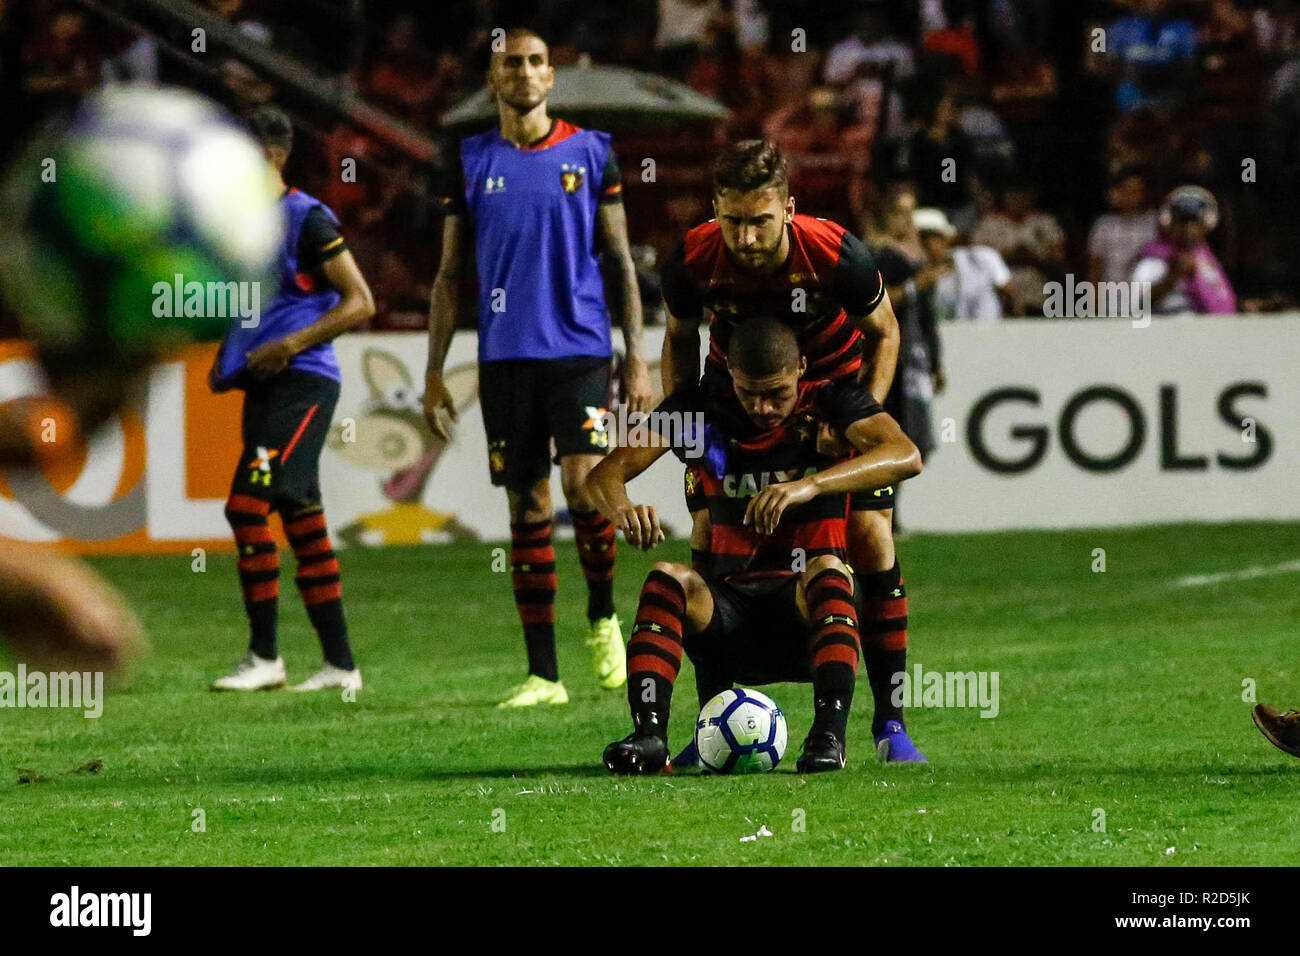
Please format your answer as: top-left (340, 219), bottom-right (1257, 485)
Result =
top-left (695, 687), bottom-right (788, 774)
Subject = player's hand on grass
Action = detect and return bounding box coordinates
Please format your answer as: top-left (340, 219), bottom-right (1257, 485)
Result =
top-left (744, 478), bottom-right (817, 536)
top-left (0, 544), bottom-right (147, 677)
top-left (423, 372), bottom-right (458, 442)
top-left (623, 355), bottom-right (654, 416)
top-left (245, 335), bottom-right (299, 380)
top-left (613, 503), bottom-right (664, 550)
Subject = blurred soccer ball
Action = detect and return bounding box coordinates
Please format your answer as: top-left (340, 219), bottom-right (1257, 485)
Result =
top-left (0, 84), bottom-right (282, 353)
top-left (695, 687), bottom-right (788, 774)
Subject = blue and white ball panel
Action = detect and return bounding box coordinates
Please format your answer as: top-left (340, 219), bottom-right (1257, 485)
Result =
top-left (694, 688), bottom-right (788, 774)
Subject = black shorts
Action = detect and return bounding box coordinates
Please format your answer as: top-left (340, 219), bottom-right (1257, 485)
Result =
top-left (478, 356), bottom-right (612, 488)
top-left (231, 369), bottom-right (339, 509)
top-left (687, 571), bottom-right (866, 686)
top-left (701, 366), bottom-right (893, 512)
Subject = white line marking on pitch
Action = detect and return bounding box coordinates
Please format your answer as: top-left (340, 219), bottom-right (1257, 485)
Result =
top-left (1174, 559), bottom-right (1300, 588)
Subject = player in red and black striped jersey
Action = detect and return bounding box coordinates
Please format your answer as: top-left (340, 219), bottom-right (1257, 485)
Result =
top-left (660, 140), bottom-right (925, 762)
top-left (587, 319), bottom-right (921, 773)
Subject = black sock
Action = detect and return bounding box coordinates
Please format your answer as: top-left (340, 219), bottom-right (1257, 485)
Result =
top-left (226, 493), bottom-right (279, 659)
top-left (286, 506), bottom-right (354, 671)
top-left (572, 509), bottom-right (617, 621)
top-left (806, 567), bottom-right (860, 742)
top-left (511, 520), bottom-right (559, 682)
top-left (859, 562), bottom-right (909, 734)
top-left (524, 623), bottom-right (559, 683)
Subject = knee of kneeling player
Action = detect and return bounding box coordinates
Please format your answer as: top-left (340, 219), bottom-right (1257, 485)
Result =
top-left (802, 554), bottom-right (851, 583)
top-left (224, 493), bottom-right (271, 528)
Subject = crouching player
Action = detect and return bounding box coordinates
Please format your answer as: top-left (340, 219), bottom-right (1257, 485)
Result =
top-left (587, 319), bottom-right (921, 773)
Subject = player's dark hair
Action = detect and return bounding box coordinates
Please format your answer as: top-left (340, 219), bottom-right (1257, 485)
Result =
top-left (728, 318), bottom-right (800, 378)
top-left (248, 106), bottom-right (293, 155)
top-left (712, 140), bottom-right (789, 198)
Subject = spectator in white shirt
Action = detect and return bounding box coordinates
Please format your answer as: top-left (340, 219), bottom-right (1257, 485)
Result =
top-left (1087, 167), bottom-right (1158, 285)
top-left (970, 182), bottom-right (1064, 315)
top-left (824, 8), bottom-right (916, 85)
top-left (914, 207), bottom-right (1021, 321)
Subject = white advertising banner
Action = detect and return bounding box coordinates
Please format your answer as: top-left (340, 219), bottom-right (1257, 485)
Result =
top-left (904, 317), bottom-right (1297, 531)
top-left (2, 316), bottom-right (1293, 552)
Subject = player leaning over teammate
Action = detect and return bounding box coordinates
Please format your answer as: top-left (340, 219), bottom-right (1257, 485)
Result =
top-left (589, 319), bottom-right (921, 773)
top-left (659, 140), bottom-right (926, 763)
top-left (209, 106), bottom-right (375, 692)
top-left (424, 29), bottom-right (652, 707)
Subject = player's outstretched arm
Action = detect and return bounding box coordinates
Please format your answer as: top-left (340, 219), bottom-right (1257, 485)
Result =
top-left (425, 214), bottom-right (468, 441)
top-left (744, 411), bottom-right (920, 535)
top-left (585, 442), bottom-right (673, 550)
top-left (597, 203), bottom-right (652, 414)
top-left (855, 289), bottom-right (901, 402)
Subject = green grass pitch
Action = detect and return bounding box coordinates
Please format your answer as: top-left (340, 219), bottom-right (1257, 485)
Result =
top-left (1, 521), bottom-right (1298, 866)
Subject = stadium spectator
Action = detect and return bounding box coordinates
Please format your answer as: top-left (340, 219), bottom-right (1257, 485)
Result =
top-left (100, 24), bottom-right (158, 84)
top-left (763, 85), bottom-right (870, 222)
top-left (889, 84), bottom-right (975, 214)
top-left (652, 0), bottom-right (723, 78)
top-left (1092, 0), bottom-right (1199, 112)
top-left (1131, 185), bottom-right (1237, 315)
top-left (21, 5), bottom-right (97, 113)
top-left (971, 180), bottom-right (1065, 315)
top-left (364, 14), bottom-right (441, 126)
top-left (915, 206), bottom-right (1018, 321)
top-left (1087, 167), bottom-right (1158, 285)
top-left (921, 0), bottom-right (980, 76)
top-left (824, 6), bottom-right (916, 86)
top-left (865, 184), bottom-right (943, 476)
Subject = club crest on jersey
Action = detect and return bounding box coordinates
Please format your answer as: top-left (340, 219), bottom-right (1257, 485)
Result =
top-left (247, 446), bottom-right (278, 487)
top-left (489, 440), bottom-right (507, 476)
top-left (582, 405), bottom-right (609, 449)
top-left (484, 175), bottom-right (506, 194)
top-left (684, 467), bottom-right (701, 497)
top-left (560, 163), bottom-right (586, 194)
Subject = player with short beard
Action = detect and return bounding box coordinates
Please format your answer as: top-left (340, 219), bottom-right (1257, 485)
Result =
top-left (424, 29), bottom-right (652, 706)
top-left (660, 140), bottom-right (926, 762)
top-left (589, 319), bottom-right (922, 773)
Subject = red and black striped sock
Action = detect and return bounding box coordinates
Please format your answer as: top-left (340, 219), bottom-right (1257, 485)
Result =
top-left (859, 561), bottom-right (908, 733)
top-left (806, 567), bottom-right (861, 739)
top-left (571, 508), bottom-right (617, 621)
top-left (285, 505), bottom-right (354, 671)
top-left (511, 520), bottom-right (559, 682)
top-left (225, 493), bottom-right (279, 659)
top-left (626, 570), bottom-right (687, 737)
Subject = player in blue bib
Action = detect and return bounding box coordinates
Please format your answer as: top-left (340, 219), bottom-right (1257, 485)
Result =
top-left (209, 107), bottom-right (376, 694)
top-left (425, 28), bottom-right (652, 707)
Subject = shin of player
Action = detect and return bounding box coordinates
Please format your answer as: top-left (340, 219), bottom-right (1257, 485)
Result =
top-left (209, 106), bottom-right (375, 693)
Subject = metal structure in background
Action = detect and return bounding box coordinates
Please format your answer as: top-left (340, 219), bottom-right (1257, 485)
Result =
top-left (88, 0), bottom-right (440, 162)
top-left (441, 59), bottom-right (731, 129)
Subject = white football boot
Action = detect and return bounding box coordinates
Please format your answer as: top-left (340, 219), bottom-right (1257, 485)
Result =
top-left (288, 662), bottom-right (363, 692)
top-left (211, 652), bottom-right (286, 691)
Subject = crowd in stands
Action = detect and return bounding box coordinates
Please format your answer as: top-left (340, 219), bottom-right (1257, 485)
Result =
top-left (7, 0), bottom-right (1300, 328)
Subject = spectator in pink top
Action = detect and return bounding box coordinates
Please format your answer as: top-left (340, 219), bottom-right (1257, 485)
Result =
top-left (1131, 186), bottom-right (1237, 315)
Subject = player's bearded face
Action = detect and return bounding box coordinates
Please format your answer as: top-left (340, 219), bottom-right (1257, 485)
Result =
top-left (715, 188), bottom-right (793, 272)
top-left (490, 41), bottom-right (554, 113)
top-left (730, 363), bottom-right (804, 431)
